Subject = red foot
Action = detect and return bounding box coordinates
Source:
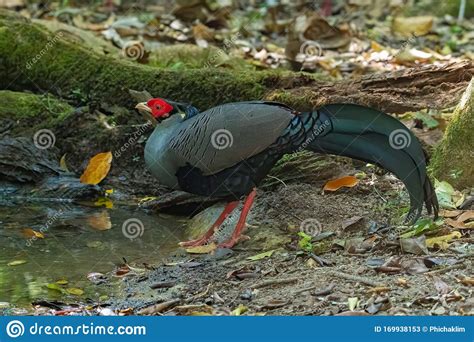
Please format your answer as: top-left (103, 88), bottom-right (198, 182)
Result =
top-left (178, 237), bottom-right (210, 248)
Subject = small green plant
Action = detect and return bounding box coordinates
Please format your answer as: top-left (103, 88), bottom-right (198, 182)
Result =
top-left (297, 231), bottom-right (313, 252)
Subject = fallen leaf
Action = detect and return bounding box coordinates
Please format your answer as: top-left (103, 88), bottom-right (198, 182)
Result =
top-left (80, 152), bottom-right (113, 185)
top-left (231, 304), bottom-right (248, 316)
top-left (56, 279), bottom-right (68, 285)
top-left (439, 209), bottom-right (462, 218)
top-left (457, 211), bottom-right (474, 223)
top-left (392, 16), bottom-right (433, 37)
top-left (323, 176), bottom-right (359, 192)
top-left (185, 243), bottom-right (217, 254)
top-left (7, 260), bottom-right (27, 266)
top-left (348, 297), bottom-right (359, 311)
top-left (341, 216), bottom-right (363, 230)
top-left (433, 276), bottom-right (450, 295)
top-left (426, 231), bottom-right (462, 250)
top-left (400, 235), bottom-right (428, 255)
top-left (247, 250), bottom-right (275, 261)
top-left (66, 288), bottom-right (84, 296)
top-left (94, 197), bottom-right (114, 209)
top-left (22, 228), bottom-right (44, 239)
top-left (459, 276), bottom-right (474, 286)
top-left (59, 154), bottom-right (70, 172)
top-left (445, 218), bottom-right (467, 229)
top-left (86, 211), bottom-right (112, 231)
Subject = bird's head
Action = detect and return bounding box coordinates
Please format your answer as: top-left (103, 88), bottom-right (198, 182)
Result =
top-left (135, 98), bottom-right (174, 122)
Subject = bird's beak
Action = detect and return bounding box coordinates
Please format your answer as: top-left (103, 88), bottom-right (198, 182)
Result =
top-left (135, 102), bottom-right (152, 114)
top-left (135, 102), bottom-right (157, 127)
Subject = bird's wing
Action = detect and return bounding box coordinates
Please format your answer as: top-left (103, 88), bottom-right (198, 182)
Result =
top-left (168, 102), bottom-right (294, 175)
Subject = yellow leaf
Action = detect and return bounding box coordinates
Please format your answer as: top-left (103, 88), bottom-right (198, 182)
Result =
top-left (66, 288), bottom-right (84, 296)
top-left (323, 176), bottom-right (359, 192)
top-left (185, 243), bottom-right (217, 254)
top-left (231, 304), bottom-right (248, 316)
top-left (105, 189), bottom-right (114, 194)
top-left (22, 228), bottom-right (44, 239)
top-left (94, 197), bottom-right (114, 209)
top-left (426, 232), bottom-right (462, 250)
top-left (56, 279), bottom-right (68, 285)
top-left (370, 40), bottom-right (384, 52)
top-left (348, 297), bottom-right (359, 311)
top-left (8, 260), bottom-right (27, 266)
top-left (80, 152), bottom-right (112, 185)
top-left (247, 250), bottom-right (275, 261)
top-left (59, 154), bottom-right (70, 172)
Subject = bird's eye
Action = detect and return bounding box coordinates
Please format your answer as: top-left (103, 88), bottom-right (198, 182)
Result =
top-left (155, 105), bottom-right (161, 110)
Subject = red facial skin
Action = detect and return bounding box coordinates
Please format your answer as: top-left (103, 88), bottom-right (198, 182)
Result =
top-left (147, 98), bottom-right (173, 119)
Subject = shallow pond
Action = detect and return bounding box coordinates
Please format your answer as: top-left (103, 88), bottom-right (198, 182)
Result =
top-left (0, 202), bottom-right (187, 309)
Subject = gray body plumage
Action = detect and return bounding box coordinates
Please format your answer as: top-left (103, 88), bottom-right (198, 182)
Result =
top-left (145, 102), bottom-right (294, 190)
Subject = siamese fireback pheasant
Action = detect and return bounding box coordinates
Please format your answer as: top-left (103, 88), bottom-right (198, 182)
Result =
top-left (136, 98), bottom-right (439, 248)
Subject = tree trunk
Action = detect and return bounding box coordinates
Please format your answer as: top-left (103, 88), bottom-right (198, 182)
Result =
top-left (431, 78), bottom-right (474, 189)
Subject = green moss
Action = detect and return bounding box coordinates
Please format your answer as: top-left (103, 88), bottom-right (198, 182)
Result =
top-left (0, 90), bottom-right (73, 133)
top-left (431, 79), bottom-right (474, 189)
top-left (149, 44), bottom-right (254, 71)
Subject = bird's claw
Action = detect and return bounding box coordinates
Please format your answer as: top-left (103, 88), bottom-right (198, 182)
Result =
top-left (178, 238), bottom-right (210, 248)
top-left (218, 234), bottom-right (250, 249)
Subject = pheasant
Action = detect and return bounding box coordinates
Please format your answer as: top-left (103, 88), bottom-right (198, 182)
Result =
top-left (136, 98), bottom-right (438, 248)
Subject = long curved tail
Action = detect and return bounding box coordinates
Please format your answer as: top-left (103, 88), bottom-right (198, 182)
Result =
top-left (306, 104), bottom-right (438, 223)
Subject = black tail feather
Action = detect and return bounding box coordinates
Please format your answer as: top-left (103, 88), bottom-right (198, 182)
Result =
top-left (306, 104), bottom-right (439, 223)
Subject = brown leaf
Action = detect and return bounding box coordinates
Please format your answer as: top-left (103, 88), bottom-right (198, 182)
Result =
top-left (457, 210), bottom-right (474, 223)
top-left (22, 228), bottom-right (44, 239)
top-left (445, 218), bottom-right (467, 229)
top-left (86, 211), bottom-right (112, 231)
top-left (392, 16), bottom-right (433, 37)
top-left (80, 152), bottom-right (112, 185)
top-left (323, 176), bottom-right (359, 192)
top-left (439, 209), bottom-right (462, 218)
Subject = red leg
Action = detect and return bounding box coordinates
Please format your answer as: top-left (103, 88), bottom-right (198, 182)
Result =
top-left (179, 201), bottom-right (239, 247)
top-left (219, 188), bottom-right (257, 249)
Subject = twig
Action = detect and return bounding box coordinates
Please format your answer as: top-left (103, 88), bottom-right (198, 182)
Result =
top-left (328, 270), bottom-right (384, 287)
top-left (150, 281), bottom-right (176, 289)
top-left (425, 263), bottom-right (466, 275)
top-left (251, 277), bottom-right (299, 289)
top-left (137, 299), bottom-right (180, 315)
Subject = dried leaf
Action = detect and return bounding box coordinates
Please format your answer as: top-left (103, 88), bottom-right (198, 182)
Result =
top-left (457, 211), bottom-right (474, 223)
top-left (400, 235), bottom-right (428, 255)
top-left (445, 218), bottom-right (467, 229)
top-left (86, 211), bottom-right (112, 231)
top-left (323, 176), bottom-right (359, 192)
top-left (392, 16), bottom-right (433, 37)
top-left (426, 231), bottom-right (462, 250)
top-left (348, 297), bottom-right (359, 311)
top-left (59, 154), bottom-right (70, 172)
top-left (439, 209), bottom-right (462, 218)
top-left (247, 250), bottom-right (275, 261)
top-left (185, 243), bottom-right (217, 254)
top-left (80, 152), bottom-right (113, 185)
top-left (22, 228), bottom-right (44, 239)
top-left (7, 260), bottom-right (27, 266)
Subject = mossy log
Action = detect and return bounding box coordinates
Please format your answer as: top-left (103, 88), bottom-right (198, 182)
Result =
top-left (0, 10), bottom-right (472, 114)
top-left (431, 78), bottom-right (474, 189)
